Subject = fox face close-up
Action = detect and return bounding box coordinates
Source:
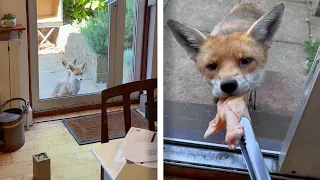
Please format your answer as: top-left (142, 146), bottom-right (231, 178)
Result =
top-left (167, 3), bottom-right (285, 99)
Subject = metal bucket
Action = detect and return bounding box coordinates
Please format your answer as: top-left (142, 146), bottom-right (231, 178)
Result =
top-left (0, 98), bottom-right (26, 152)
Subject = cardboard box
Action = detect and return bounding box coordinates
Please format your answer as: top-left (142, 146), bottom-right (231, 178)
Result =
top-left (114, 127), bottom-right (157, 180)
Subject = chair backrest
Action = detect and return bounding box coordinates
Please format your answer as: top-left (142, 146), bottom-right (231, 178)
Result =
top-left (101, 78), bottom-right (157, 143)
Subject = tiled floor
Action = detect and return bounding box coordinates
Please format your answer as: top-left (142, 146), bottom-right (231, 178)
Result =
top-left (0, 107), bottom-right (129, 180)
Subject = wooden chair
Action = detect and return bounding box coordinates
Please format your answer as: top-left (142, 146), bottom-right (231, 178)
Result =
top-left (100, 78), bottom-right (157, 179)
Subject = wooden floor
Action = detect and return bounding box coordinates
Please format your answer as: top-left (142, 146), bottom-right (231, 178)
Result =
top-left (0, 107), bottom-right (127, 180)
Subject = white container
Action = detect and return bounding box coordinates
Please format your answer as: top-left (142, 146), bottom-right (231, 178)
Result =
top-left (1, 18), bottom-right (16, 28)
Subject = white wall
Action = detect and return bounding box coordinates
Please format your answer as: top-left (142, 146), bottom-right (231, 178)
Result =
top-left (0, 0), bottom-right (30, 103)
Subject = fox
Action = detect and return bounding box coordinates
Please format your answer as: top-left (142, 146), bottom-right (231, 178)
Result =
top-left (50, 59), bottom-right (86, 98)
top-left (167, 3), bottom-right (285, 104)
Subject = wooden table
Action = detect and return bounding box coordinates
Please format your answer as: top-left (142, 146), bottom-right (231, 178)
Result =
top-left (91, 139), bottom-right (125, 180)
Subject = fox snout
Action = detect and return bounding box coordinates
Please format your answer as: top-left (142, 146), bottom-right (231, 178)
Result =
top-left (220, 79), bottom-right (238, 94)
top-left (209, 69), bottom-right (264, 98)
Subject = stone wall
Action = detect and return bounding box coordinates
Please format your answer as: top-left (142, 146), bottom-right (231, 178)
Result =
top-left (64, 33), bottom-right (107, 83)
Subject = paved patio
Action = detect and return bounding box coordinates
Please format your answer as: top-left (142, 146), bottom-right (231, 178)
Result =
top-left (39, 53), bottom-right (106, 99)
top-left (164, 0), bottom-right (318, 116)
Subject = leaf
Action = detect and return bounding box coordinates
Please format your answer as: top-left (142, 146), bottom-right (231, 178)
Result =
top-left (91, 1), bottom-right (100, 10)
top-left (85, 2), bottom-right (91, 9)
top-left (81, 10), bottom-right (87, 19)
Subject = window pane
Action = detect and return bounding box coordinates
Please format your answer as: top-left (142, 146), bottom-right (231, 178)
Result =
top-left (122, 0), bottom-right (137, 84)
top-left (37, 0), bottom-right (109, 99)
top-left (164, 0), bottom-right (309, 153)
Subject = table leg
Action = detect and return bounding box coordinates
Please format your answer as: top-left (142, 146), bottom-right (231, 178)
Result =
top-left (39, 27), bottom-right (55, 46)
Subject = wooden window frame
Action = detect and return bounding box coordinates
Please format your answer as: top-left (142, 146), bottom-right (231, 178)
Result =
top-left (25, 0), bottom-right (152, 117)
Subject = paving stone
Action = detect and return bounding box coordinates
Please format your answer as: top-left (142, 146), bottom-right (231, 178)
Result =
top-left (241, 0), bottom-right (309, 44)
top-left (39, 72), bottom-right (59, 99)
top-left (164, 0), bottom-right (239, 33)
top-left (38, 53), bottom-right (65, 73)
top-left (164, 27), bottom-right (214, 105)
top-left (255, 70), bottom-right (306, 116)
top-left (165, 0), bottom-right (308, 43)
top-left (164, 0), bottom-right (170, 11)
top-left (310, 16), bottom-right (320, 40)
top-left (265, 42), bottom-right (308, 77)
top-left (256, 42), bottom-right (308, 115)
top-left (286, 0), bottom-right (306, 2)
top-left (78, 79), bottom-right (100, 95)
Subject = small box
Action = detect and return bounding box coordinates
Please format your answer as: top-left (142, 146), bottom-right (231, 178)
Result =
top-left (114, 127), bottom-right (157, 180)
top-left (33, 152), bottom-right (51, 180)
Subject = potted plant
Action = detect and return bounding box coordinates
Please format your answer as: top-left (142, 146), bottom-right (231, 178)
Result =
top-left (1, 13), bottom-right (16, 28)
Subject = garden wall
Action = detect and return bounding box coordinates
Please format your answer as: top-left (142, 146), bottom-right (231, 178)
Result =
top-left (64, 33), bottom-right (107, 83)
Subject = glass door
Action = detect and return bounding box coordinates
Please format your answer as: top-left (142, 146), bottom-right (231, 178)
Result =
top-left (28, 0), bottom-right (144, 112)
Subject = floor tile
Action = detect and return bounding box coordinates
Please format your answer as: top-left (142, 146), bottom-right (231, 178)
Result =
top-left (50, 154), bottom-right (79, 170)
top-left (33, 120), bottom-right (63, 129)
top-left (15, 173), bottom-right (33, 180)
top-left (51, 112), bottom-right (81, 120)
top-left (74, 152), bottom-right (96, 164)
top-left (33, 116), bottom-right (54, 123)
top-left (0, 162), bottom-right (33, 179)
top-left (85, 174), bottom-right (99, 180)
top-left (11, 143), bottom-right (80, 163)
top-left (19, 134), bottom-right (75, 151)
top-left (0, 177), bottom-right (17, 180)
top-left (0, 153), bottom-right (12, 167)
top-left (25, 126), bottom-right (69, 140)
top-left (51, 162), bottom-right (100, 180)
top-left (79, 109), bottom-right (100, 116)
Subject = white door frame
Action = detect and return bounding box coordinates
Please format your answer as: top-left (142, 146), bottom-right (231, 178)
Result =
top-left (28, 0), bottom-right (144, 112)
top-left (279, 47), bottom-right (320, 178)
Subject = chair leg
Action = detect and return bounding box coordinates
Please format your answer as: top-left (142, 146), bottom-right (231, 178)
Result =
top-left (101, 166), bottom-right (104, 180)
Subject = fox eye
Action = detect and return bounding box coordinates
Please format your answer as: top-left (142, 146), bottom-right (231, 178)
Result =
top-left (240, 58), bottom-right (253, 67)
top-left (206, 63), bottom-right (217, 71)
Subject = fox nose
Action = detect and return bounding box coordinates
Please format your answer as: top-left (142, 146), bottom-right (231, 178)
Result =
top-left (220, 80), bottom-right (238, 94)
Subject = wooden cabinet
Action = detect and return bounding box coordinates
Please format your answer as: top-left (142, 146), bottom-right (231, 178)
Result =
top-left (0, 40), bottom-right (21, 109)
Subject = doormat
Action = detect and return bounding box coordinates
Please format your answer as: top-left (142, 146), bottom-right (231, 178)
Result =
top-left (62, 109), bottom-right (149, 145)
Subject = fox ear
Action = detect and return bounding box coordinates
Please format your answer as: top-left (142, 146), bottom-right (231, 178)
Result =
top-left (73, 59), bottom-right (77, 65)
top-left (167, 19), bottom-right (206, 61)
top-left (246, 3), bottom-right (285, 47)
top-left (62, 60), bottom-right (67, 66)
top-left (81, 62), bottom-right (86, 70)
top-left (69, 65), bottom-right (75, 71)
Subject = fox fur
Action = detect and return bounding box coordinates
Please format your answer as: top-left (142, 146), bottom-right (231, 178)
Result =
top-left (167, 3), bottom-right (285, 101)
top-left (50, 59), bottom-right (86, 98)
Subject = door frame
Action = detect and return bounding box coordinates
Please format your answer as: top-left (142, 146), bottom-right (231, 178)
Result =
top-left (26, 0), bottom-right (149, 114)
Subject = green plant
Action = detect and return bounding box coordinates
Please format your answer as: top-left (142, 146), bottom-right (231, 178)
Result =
top-left (63, 0), bottom-right (107, 23)
top-left (80, 9), bottom-right (109, 54)
top-left (1, 13), bottom-right (15, 20)
top-left (303, 40), bottom-right (320, 73)
top-left (124, 0), bottom-right (135, 49)
top-left (123, 49), bottom-right (134, 83)
top-left (80, 0), bottom-right (135, 54)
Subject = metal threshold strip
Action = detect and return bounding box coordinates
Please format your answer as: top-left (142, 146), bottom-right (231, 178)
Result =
top-left (164, 138), bottom-right (315, 180)
top-left (164, 137), bottom-right (280, 156)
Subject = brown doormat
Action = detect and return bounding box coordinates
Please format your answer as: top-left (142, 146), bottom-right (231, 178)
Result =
top-left (62, 109), bottom-right (149, 145)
